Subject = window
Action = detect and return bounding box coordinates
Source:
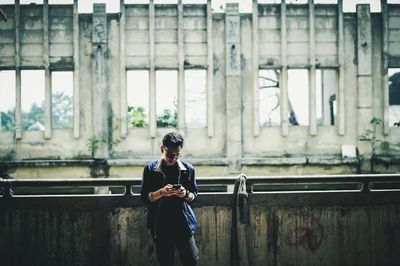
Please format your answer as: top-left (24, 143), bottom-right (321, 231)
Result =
top-left (259, 69), bottom-right (280, 127)
top-left (127, 70), bottom-right (149, 128)
top-left (185, 70), bottom-right (206, 128)
top-left (21, 70), bottom-right (45, 131)
top-left (288, 69), bottom-right (309, 126)
top-left (0, 70), bottom-right (16, 131)
top-left (156, 70), bottom-right (177, 128)
top-left (389, 68), bottom-right (400, 127)
top-left (52, 71), bottom-right (73, 129)
top-left (316, 69), bottom-right (337, 126)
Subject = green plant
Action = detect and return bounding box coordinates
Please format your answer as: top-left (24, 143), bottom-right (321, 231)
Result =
top-left (359, 117), bottom-right (382, 173)
top-left (157, 108), bottom-right (177, 128)
top-left (87, 135), bottom-right (100, 158)
top-left (1, 109), bottom-right (16, 131)
top-left (128, 106), bottom-right (147, 128)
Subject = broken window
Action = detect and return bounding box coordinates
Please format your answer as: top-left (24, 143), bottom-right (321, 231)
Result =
top-left (288, 69), bottom-right (309, 126)
top-left (127, 70), bottom-right (149, 128)
top-left (51, 71), bottom-right (73, 129)
top-left (259, 69), bottom-right (281, 127)
top-left (317, 69), bottom-right (337, 126)
top-left (20, 0), bottom-right (43, 4)
top-left (21, 70), bottom-right (45, 131)
top-left (185, 70), bottom-right (206, 128)
top-left (156, 70), bottom-right (177, 128)
top-left (389, 68), bottom-right (400, 127)
top-left (0, 70), bottom-right (16, 131)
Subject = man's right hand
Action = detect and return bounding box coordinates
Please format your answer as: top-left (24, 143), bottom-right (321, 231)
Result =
top-left (161, 184), bottom-right (177, 197)
top-left (150, 184), bottom-right (176, 201)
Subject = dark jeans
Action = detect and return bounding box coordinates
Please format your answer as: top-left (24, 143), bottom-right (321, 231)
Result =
top-left (155, 235), bottom-right (199, 266)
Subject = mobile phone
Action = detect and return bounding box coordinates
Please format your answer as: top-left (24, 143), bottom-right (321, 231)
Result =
top-left (172, 183), bottom-right (182, 189)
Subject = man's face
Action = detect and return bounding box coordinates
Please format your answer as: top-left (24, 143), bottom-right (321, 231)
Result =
top-left (161, 145), bottom-right (182, 166)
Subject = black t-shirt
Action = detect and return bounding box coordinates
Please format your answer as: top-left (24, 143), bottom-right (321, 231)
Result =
top-left (156, 162), bottom-right (188, 237)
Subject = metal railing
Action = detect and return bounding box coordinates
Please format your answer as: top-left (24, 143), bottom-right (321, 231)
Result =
top-left (1, 173), bottom-right (400, 198)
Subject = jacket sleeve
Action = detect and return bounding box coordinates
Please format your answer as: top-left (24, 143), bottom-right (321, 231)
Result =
top-left (140, 165), bottom-right (152, 205)
top-left (188, 166), bottom-right (198, 201)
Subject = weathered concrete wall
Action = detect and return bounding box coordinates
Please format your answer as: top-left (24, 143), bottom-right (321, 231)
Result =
top-left (1, 192), bottom-right (400, 266)
top-left (0, 2), bottom-right (400, 175)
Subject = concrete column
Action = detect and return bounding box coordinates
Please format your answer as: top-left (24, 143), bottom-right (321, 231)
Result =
top-left (92, 4), bottom-right (108, 158)
top-left (177, 0), bottom-right (185, 135)
top-left (308, 0), bottom-right (317, 136)
top-left (207, 0), bottom-right (214, 137)
top-left (73, 0), bottom-right (80, 138)
top-left (381, 0), bottom-right (389, 135)
top-left (43, 0), bottom-right (51, 139)
top-left (15, 0), bottom-right (21, 140)
top-left (119, 0), bottom-right (127, 137)
top-left (225, 3), bottom-right (241, 173)
top-left (357, 4), bottom-right (373, 156)
top-left (280, 0), bottom-right (289, 136)
top-left (149, 0), bottom-right (156, 139)
top-left (252, 0), bottom-right (260, 137)
top-left (337, 0), bottom-right (345, 135)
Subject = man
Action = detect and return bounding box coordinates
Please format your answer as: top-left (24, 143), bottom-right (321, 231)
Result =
top-left (140, 132), bottom-right (199, 266)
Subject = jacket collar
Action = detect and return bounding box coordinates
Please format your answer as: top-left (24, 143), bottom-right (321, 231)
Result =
top-left (153, 156), bottom-right (187, 172)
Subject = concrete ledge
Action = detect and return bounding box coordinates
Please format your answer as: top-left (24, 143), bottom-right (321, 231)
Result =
top-left (0, 156), bottom-right (364, 168)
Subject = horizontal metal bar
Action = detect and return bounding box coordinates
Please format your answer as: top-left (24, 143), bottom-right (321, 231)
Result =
top-left (1, 174), bottom-right (400, 187)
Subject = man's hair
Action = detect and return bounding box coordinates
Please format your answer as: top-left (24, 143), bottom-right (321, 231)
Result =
top-left (162, 132), bottom-right (184, 148)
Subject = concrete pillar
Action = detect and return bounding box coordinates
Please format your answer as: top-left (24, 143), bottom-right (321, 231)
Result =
top-left (119, 0), bottom-right (127, 137)
top-left (337, 0), bottom-right (345, 135)
top-left (357, 4), bottom-right (373, 157)
top-left (149, 0), bottom-right (156, 139)
top-left (225, 3), bottom-right (241, 173)
top-left (381, 0), bottom-right (389, 135)
top-left (177, 0), bottom-right (185, 135)
top-left (308, 0), bottom-right (317, 136)
top-left (73, 0), bottom-right (80, 138)
top-left (207, 0), bottom-right (214, 137)
top-left (252, 0), bottom-right (260, 137)
top-left (280, 0), bottom-right (289, 136)
top-left (14, 0), bottom-right (21, 140)
top-left (92, 4), bottom-right (109, 158)
top-left (43, 0), bottom-right (51, 139)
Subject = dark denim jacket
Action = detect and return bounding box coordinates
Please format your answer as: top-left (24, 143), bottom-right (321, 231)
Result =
top-left (140, 158), bottom-right (198, 238)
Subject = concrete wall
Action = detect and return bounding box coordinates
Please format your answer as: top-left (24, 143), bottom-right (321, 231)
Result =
top-left (1, 191), bottom-right (400, 265)
top-left (1, 2), bottom-right (400, 176)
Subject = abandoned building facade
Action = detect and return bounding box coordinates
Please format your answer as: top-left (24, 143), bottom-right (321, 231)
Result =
top-left (0, 0), bottom-right (400, 177)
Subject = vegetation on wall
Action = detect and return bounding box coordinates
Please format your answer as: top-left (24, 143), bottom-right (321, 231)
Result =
top-left (0, 92), bottom-right (73, 131)
top-left (127, 105), bottom-right (177, 128)
top-left (127, 106), bottom-right (147, 128)
top-left (156, 108), bottom-right (177, 128)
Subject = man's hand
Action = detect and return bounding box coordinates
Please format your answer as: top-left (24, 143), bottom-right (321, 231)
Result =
top-left (174, 186), bottom-right (186, 198)
top-left (150, 184), bottom-right (192, 202)
top-left (162, 184), bottom-right (178, 197)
